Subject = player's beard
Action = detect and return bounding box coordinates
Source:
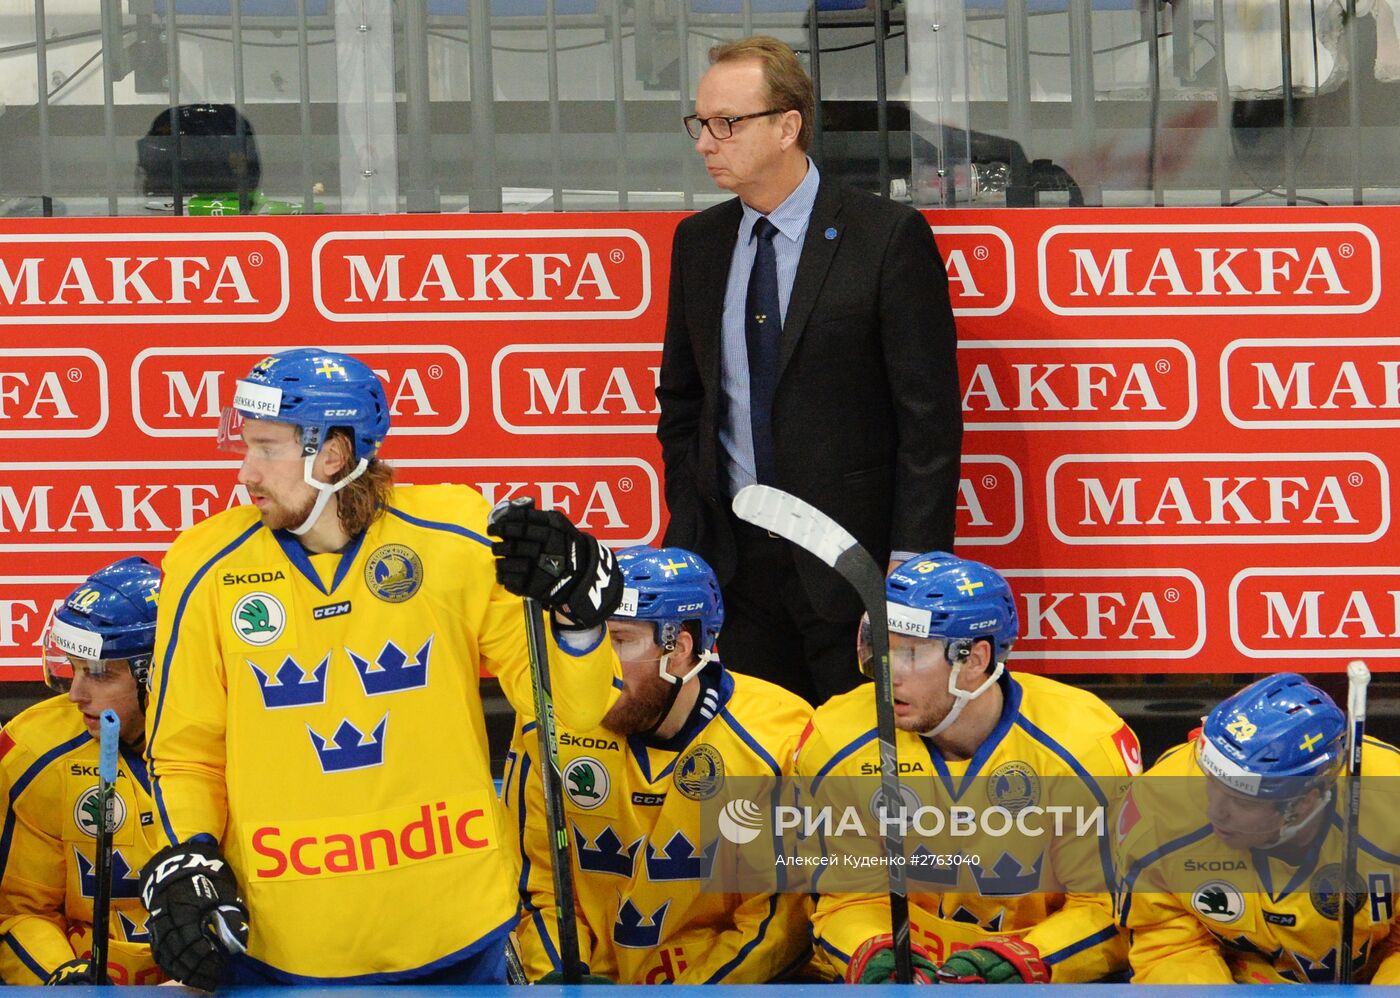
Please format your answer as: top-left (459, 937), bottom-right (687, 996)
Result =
top-left (254, 490), bottom-right (320, 532)
top-left (601, 673), bottom-right (674, 736)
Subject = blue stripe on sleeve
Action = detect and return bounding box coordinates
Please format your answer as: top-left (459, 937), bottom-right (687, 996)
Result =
top-left (1040, 923), bottom-right (1120, 966)
top-left (1, 932), bottom-right (51, 982)
top-left (146, 521), bottom-right (262, 843)
top-left (386, 507), bottom-right (492, 547)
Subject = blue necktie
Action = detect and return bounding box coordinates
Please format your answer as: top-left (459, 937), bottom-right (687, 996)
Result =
top-left (746, 217), bottom-right (781, 485)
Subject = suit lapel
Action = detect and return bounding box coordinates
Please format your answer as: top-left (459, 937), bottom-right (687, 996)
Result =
top-left (778, 179), bottom-right (844, 376)
top-left (693, 200), bottom-right (743, 385)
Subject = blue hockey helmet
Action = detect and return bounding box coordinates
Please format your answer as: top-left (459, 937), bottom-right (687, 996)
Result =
top-left (882, 551), bottom-right (1019, 663)
top-left (219, 348), bottom-right (390, 462)
top-left (612, 546), bottom-right (723, 682)
top-left (43, 557), bottom-right (162, 694)
top-left (1197, 673), bottom-right (1345, 801)
top-left (859, 553), bottom-right (1019, 737)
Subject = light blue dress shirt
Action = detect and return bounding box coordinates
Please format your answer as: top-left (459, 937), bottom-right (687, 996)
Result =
top-left (719, 158), bottom-right (822, 498)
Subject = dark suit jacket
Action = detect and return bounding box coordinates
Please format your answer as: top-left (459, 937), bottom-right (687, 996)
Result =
top-left (656, 178), bottom-right (962, 619)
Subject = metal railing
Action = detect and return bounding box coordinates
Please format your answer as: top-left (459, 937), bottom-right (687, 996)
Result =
top-left (0, 0), bottom-right (1394, 215)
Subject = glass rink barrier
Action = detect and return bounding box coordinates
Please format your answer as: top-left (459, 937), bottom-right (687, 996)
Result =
top-left (0, 0), bottom-right (1394, 216)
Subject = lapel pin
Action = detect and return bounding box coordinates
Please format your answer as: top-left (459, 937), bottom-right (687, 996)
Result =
top-left (824, 227), bottom-right (838, 240)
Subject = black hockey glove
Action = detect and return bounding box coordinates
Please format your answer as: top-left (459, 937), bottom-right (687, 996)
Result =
top-left (488, 498), bottom-right (623, 629)
top-left (45, 958), bottom-right (111, 986)
top-left (140, 839), bottom-right (249, 992)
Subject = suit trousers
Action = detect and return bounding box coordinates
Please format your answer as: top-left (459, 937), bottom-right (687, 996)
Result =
top-left (717, 516), bottom-right (866, 707)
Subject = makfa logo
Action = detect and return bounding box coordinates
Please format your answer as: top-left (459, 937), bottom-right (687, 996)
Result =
top-left (396, 456), bottom-right (661, 547)
top-left (311, 227), bottom-right (650, 321)
top-left (1001, 568), bottom-right (1205, 661)
top-left (927, 224), bottom-right (1014, 317)
top-left (492, 342), bottom-right (660, 435)
top-left (1037, 222), bottom-right (1379, 315)
top-left (130, 345), bottom-right (468, 439)
top-left (0, 574), bottom-right (83, 676)
top-left (1046, 452), bottom-right (1388, 544)
top-left (961, 340), bottom-right (1195, 431)
top-left (0, 232), bottom-right (288, 323)
top-left (1220, 337), bottom-right (1400, 429)
top-left (955, 455), bottom-right (1023, 548)
top-left (0, 460), bottom-right (247, 552)
top-left (0, 349), bottom-right (108, 439)
top-left (1230, 567), bottom-right (1400, 660)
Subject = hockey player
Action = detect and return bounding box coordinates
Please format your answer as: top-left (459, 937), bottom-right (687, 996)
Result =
top-left (0, 558), bottom-right (164, 985)
top-left (801, 552), bottom-right (1138, 984)
top-left (139, 348), bottom-right (623, 987)
top-left (1117, 672), bottom-right (1400, 983)
top-left (506, 545), bottom-right (814, 983)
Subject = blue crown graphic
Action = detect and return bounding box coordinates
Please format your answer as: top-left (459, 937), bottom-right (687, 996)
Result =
top-left (939, 904), bottom-right (1005, 932)
top-left (76, 847), bottom-right (141, 900)
top-left (643, 830), bottom-right (719, 883)
top-left (250, 654), bottom-right (329, 709)
top-left (613, 898), bottom-right (670, 949)
top-left (308, 715), bottom-right (388, 773)
top-left (1297, 946), bottom-right (1343, 984)
top-left (970, 850), bottom-right (1046, 898)
top-left (117, 910), bottom-right (151, 944)
top-left (906, 844), bottom-right (961, 889)
top-left (348, 637), bottom-right (432, 697)
top-left (574, 825), bottom-right (642, 878)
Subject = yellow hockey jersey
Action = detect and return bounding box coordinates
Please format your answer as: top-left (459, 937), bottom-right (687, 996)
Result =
top-left (145, 484), bottom-right (619, 982)
top-left (0, 696), bottom-right (163, 985)
top-left (505, 664), bottom-right (813, 983)
top-left (1117, 735), bottom-right (1400, 984)
top-left (801, 672), bottom-right (1138, 982)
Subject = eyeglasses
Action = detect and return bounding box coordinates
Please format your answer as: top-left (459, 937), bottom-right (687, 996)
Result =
top-left (683, 108), bottom-right (787, 140)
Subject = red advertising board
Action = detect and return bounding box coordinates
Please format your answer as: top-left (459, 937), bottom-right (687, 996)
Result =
top-left (0, 208), bottom-right (1394, 678)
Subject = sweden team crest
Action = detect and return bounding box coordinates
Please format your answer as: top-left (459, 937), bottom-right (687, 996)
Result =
top-left (366, 544), bottom-right (424, 603)
top-left (674, 744), bottom-right (724, 801)
top-left (987, 761), bottom-right (1041, 815)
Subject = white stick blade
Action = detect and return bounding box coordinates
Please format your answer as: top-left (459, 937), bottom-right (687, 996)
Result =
top-left (1347, 660), bottom-right (1371, 719)
top-left (732, 485), bottom-right (858, 569)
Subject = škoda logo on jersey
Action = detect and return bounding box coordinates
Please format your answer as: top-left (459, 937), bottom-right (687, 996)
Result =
top-left (1220, 337), bottom-right (1400, 430)
top-left (1047, 453), bottom-right (1388, 544)
top-left (0, 231), bottom-right (288, 324)
top-left (1037, 222), bottom-right (1378, 315)
top-left (960, 340), bottom-right (1195, 431)
top-left (130, 345), bottom-right (468, 439)
top-left (0, 349), bottom-right (108, 439)
top-left (1001, 568), bottom-right (1205, 661)
top-left (492, 342), bottom-right (660, 435)
top-left (1230, 567), bottom-right (1400, 660)
top-left (248, 794), bottom-right (494, 881)
top-left (311, 227), bottom-right (650, 321)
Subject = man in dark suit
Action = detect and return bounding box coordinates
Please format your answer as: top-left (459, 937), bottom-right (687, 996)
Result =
top-left (657, 36), bottom-right (961, 705)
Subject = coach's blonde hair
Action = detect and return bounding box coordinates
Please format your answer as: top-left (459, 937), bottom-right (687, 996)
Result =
top-left (708, 35), bottom-right (815, 152)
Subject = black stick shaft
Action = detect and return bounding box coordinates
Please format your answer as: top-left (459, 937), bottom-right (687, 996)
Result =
top-left (523, 596), bottom-right (582, 983)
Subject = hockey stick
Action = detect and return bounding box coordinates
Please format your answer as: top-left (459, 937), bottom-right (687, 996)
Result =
top-left (522, 591), bottom-right (582, 984)
top-left (89, 708), bottom-right (119, 984)
top-left (1337, 659), bottom-right (1370, 984)
top-left (732, 484), bottom-right (913, 984)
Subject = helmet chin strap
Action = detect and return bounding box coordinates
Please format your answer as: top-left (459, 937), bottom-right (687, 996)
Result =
top-left (289, 455), bottom-right (369, 537)
top-left (1263, 789), bottom-right (1332, 850)
top-left (642, 647), bottom-right (715, 736)
top-left (921, 657), bottom-right (1005, 739)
